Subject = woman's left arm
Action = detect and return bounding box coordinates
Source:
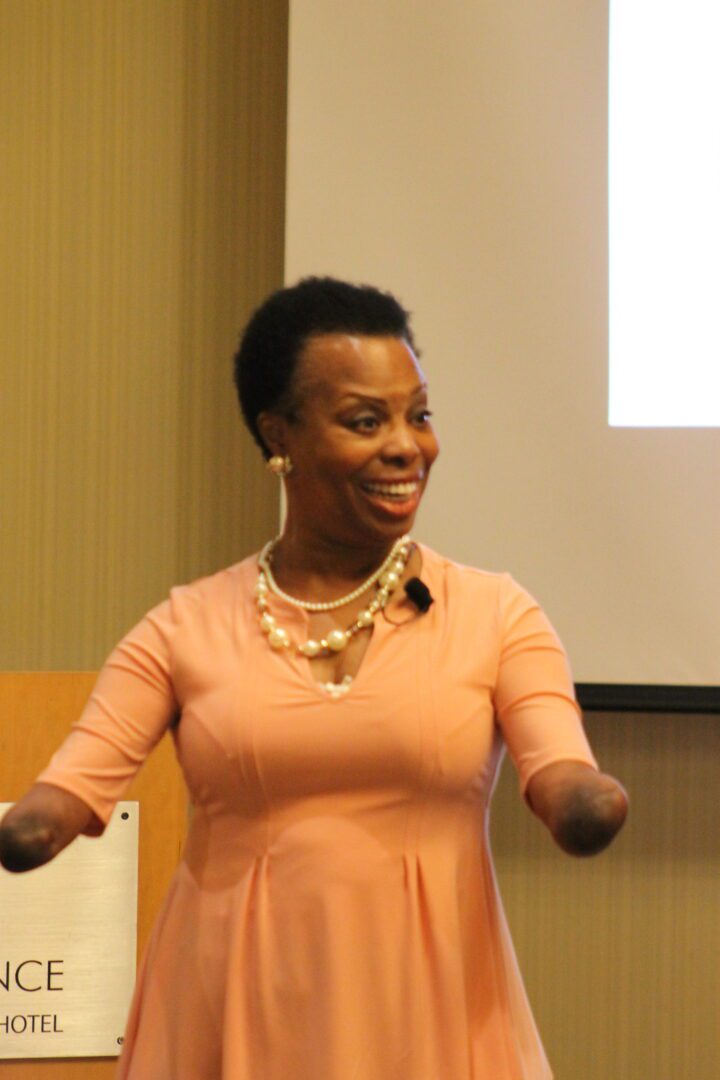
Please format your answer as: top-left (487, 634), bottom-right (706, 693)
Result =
top-left (526, 761), bottom-right (628, 857)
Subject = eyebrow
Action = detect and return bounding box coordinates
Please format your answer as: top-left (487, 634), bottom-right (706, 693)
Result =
top-left (336, 383), bottom-right (428, 406)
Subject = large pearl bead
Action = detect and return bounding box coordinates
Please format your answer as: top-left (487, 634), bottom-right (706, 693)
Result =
top-left (260, 612), bottom-right (276, 632)
top-left (391, 559), bottom-right (406, 576)
top-left (380, 570), bottom-right (400, 591)
top-left (326, 628), bottom-right (348, 652)
top-left (268, 627), bottom-right (290, 649)
top-left (299, 639), bottom-right (322, 657)
top-left (356, 609), bottom-right (373, 628)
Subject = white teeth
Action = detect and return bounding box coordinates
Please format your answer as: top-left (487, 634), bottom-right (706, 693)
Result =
top-left (363, 481), bottom-right (419, 497)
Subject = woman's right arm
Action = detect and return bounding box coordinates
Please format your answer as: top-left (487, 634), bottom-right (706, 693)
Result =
top-left (0, 784), bottom-right (95, 873)
top-left (1, 594), bottom-right (183, 874)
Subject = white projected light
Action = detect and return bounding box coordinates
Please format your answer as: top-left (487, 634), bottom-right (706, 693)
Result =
top-left (609, 2), bottom-right (720, 427)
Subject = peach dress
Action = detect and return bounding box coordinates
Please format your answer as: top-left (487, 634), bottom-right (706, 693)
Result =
top-left (38, 544), bottom-right (598, 1079)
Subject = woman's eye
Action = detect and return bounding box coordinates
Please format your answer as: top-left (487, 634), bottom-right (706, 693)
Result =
top-left (413, 409), bottom-right (433, 425)
top-left (350, 416), bottom-right (380, 432)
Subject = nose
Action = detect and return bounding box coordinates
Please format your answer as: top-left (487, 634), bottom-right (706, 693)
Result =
top-left (379, 419), bottom-right (422, 467)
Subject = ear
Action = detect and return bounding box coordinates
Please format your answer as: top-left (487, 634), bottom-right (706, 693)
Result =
top-left (256, 411), bottom-right (290, 458)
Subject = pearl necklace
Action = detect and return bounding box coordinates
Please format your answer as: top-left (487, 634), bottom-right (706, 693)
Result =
top-left (258, 535), bottom-right (410, 611)
top-left (254, 535), bottom-right (412, 659)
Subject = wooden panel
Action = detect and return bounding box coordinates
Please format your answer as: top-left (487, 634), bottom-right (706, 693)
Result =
top-left (491, 712), bottom-right (720, 1080)
top-left (0, 672), bottom-right (188, 1078)
top-left (0, 0), bottom-right (285, 670)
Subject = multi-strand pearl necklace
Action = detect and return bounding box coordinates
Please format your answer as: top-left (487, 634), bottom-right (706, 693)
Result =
top-left (255, 535), bottom-right (412, 663)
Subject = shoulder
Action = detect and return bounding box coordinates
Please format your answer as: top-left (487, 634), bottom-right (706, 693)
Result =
top-left (168, 555), bottom-right (254, 606)
top-left (138, 554), bottom-right (257, 632)
top-left (418, 543), bottom-right (520, 599)
top-left (417, 544), bottom-right (545, 631)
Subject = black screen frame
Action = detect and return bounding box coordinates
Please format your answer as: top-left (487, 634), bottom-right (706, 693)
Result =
top-left (576, 684), bottom-right (720, 714)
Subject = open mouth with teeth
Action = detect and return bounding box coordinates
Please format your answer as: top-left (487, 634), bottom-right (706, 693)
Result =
top-left (359, 479), bottom-right (423, 516)
top-left (362, 481), bottom-right (419, 499)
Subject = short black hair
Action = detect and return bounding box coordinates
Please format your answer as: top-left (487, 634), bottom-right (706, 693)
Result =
top-left (233, 275), bottom-right (418, 458)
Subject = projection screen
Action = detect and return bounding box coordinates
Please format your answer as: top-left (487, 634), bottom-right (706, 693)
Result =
top-left (284, 0), bottom-right (720, 705)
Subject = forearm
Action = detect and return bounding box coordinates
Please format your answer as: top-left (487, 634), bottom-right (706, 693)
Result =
top-left (0, 783), bottom-right (94, 873)
top-left (526, 761), bottom-right (628, 857)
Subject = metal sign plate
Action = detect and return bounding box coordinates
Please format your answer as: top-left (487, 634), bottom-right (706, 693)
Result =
top-left (0, 800), bottom-right (138, 1059)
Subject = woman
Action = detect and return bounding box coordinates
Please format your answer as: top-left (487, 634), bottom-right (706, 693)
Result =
top-left (0, 277), bottom-right (627, 1078)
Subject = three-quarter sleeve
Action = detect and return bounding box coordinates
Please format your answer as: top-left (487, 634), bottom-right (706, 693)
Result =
top-left (36, 597), bottom-right (179, 834)
top-left (492, 574), bottom-right (598, 798)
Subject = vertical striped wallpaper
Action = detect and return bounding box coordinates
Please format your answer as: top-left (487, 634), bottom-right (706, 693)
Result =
top-left (0, 0), bottom-right (287, 669)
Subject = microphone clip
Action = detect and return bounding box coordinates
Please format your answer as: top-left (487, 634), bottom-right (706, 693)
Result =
top-left (404, 577), bottom-right (434, 613)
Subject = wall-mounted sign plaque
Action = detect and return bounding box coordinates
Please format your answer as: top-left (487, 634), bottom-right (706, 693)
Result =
top-left (0, 800), bottom-right (138, 1059)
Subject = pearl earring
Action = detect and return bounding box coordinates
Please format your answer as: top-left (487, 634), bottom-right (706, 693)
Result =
top-left (267, 455), bottom-right (293, 477)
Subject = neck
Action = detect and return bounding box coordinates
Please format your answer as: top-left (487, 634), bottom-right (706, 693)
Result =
top-left (269, 520), bottom-right (404, 592)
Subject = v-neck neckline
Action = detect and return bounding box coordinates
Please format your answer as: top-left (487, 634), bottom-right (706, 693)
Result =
top-left (292, 611), bottom-right (391, 701)
top-left (249, 544), bottom-right (427, 702)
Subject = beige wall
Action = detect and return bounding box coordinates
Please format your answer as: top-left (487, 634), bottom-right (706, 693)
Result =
top-left (0, 0), bottom-right (286, 669)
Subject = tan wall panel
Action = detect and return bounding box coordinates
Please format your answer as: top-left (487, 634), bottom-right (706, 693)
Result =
top-left (491, 712), bottom-right (720, 1080)
top-left (0, 672), bottom-right (188, 1079)
top-left (0, 0), bottom-right (286, 670)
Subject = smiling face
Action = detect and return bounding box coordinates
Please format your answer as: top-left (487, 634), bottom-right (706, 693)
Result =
top-left (259, 333), bottom-right (440, 550)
